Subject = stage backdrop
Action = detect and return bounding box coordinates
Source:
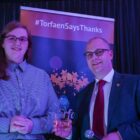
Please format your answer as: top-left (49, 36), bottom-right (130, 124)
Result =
top-left (20, 6), bottom-right (114, 108)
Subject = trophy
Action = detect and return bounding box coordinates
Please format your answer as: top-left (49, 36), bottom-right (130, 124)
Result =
top-left (59, 95), bottom-right (69, 119)
top-left (59, 95), bottom-right (75, 120)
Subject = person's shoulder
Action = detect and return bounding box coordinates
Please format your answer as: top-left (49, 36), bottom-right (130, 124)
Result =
top-left (73, 82), bottom-right (94, 110)
top-left (82, 82), bottom-right (94, 92)
top-left (76, 81), bottom-right (94, 98)
top-left (27, 63), bottom-right (44, 72)
top-left (27, 63), bottom-right (49, 76)
top-left (115, 71), bottom-right (140, 80)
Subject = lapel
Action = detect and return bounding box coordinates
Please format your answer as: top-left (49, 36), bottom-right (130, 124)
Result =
top-left (87, 81), bottom-right (95, 105)
top-left (81, 81), bottom-right (95, 138)
top-left (85, 81), bottom-right (95, 122)
top-left (107, 72), bottom-right (123, 128)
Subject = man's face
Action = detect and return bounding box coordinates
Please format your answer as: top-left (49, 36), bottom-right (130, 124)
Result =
top-left (2, 27), bottom-right (28, 64)
top-left (85, 38), bottom-right (113, 79)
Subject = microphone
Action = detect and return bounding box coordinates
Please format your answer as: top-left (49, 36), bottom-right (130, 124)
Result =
top-left (84, 129), bottom-right (101, 140)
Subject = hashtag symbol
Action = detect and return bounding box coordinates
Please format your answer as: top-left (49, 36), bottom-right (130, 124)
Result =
top-left (35, 20), bottom-right (39, 25)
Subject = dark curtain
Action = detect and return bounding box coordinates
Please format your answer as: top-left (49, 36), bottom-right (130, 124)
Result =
top-left (0, 0), bottom-right (140, 74)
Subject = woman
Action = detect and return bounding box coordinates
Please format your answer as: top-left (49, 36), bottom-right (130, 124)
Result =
top-left (0, 21), bottom-right (60, 140)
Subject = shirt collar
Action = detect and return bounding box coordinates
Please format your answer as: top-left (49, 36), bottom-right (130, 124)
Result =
top-left (7, 60), bottom-right (27, 72)
top-left (18, 60), bottom-right (27, 72)
top-left (95, 69), bottom-right (114, 83)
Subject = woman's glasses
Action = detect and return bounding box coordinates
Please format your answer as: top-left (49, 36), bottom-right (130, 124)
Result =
top-left (4, 35), bottom-right (28, 44)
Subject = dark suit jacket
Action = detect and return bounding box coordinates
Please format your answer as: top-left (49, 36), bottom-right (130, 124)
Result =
top-left (72, 72), bottom-right (140, 140)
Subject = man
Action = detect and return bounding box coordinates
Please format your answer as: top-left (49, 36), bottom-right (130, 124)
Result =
top-left (72, 37), bottom-right (140, 140)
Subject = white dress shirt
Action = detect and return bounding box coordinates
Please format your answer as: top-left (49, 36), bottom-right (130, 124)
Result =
top-left (90, 69), bottom-right (114, 133)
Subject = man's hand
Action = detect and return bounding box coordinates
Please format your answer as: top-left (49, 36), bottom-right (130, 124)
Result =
top-left (102, 132), bottom-right (122, 140)
top-left (53, 119), bottom-right (72, 138)
top-left (10, 116), bottom-right (33, 134)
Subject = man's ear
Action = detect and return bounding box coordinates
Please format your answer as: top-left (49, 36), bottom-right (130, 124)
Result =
top-left (109, 50), bottom-right (113, 60)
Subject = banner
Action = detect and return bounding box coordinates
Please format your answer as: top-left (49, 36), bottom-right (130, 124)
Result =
top-left (20, 6), bottom-right (114, 108)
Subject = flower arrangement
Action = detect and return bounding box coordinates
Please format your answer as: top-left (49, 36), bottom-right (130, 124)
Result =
top-left (50, 69), bottom-right (89, 96)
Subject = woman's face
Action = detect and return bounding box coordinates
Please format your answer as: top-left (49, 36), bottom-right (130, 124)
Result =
top-left (2, 27), bottom-right (28, 64)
